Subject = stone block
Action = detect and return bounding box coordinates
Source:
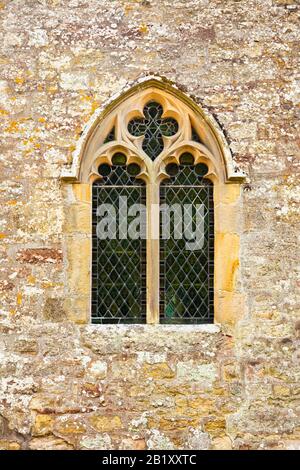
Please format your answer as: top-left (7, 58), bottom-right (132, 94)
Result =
top-left (64, 296), bottom-right (90, 323)
top-left (72, 184), bottom-right (91, 203)
top-left (142, 362), bottom-right (175, 379)
top-left (87, 360), bottom-right (107, 380)
top-left (0, 440), bottom-right (21, 450)
top-left (89, 415), bottom-right (122, 432)
top-left (80, 434), bottom-right (111, 450)
top-left (13, 338), bottom-right (38, 354)
top-left (32, 414), bottom-right (54, 436)
top-left (28, 436), bottom-right (73, 450)
top-left (66, 236), bottom-right (91, 295)
top-left (177, 362), bottom-right (217, 388)
top-left (43, 298), bottom-right (67, 322)
top-left (55, 418), bottom-right (87, 435)
top-left (64, 203), bottom-right (91, 234)
top-left (215, 232), bottom-right (240, 292)
top-left (16, 248), bottom-right (62, 264)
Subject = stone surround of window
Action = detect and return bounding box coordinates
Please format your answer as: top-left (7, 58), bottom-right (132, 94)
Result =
top-left (61, 77), bottom-right (246, 327)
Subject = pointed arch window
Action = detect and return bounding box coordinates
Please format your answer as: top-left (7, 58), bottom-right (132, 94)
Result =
top-left (90, 94), bottom-right (216, 325)
top-left (61, 80), bottom-right (245, 326)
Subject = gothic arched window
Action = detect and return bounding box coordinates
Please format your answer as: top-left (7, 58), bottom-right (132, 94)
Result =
top-left (61, 79), bottom-right (245, 326)
top-left (92, 160), bottom-right (146, 324)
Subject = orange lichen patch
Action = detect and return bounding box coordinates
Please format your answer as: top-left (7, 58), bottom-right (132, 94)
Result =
top-left (22, 137), bottom-right (42, 152)
top-left (6, 200), bottom-right (17, 205)
top-left (204, 418), bottom-right (227, 436)
top-left (27, 275), bottom-right (36, 285)
top-left (139, 23), bottom-right (148, 34)
top-left (80, 95), bottom-right (100, 115)
top-left (124, 4), bottom-right (134, 15)
top-left (5, 121), bottom-right (19, 133)
top-left (14, 77), bottom-right (25, 85)
top-left (5, 117), bottom-right (33, 134)
top-left (41, 281), bottom-right (63, 289)
top-left (22, 149), bottom-right (33, 157)
top-left (83, 114), bottom-right (91, 123)
top-left (0, 109), bottom-right (8, 115)
top-left (47, 85), bottom-right (58, 93)
top-left (17, 292), bottom-right (22, 305)
top-left (79, 94), bottom-right (93, 102)
top-left (75, 124), bottom-right (84, 137)
top-left (23, 137), bottom-right (35, 145)
top-left (38, 117), bottom-right (46, 123)
top-left (0, 233), bottom-right (6, 239)
top-left (91, 100), bottom-right (100, 113)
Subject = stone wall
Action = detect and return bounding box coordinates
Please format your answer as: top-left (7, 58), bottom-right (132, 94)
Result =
top-left (0, 0), bottom-right (299, 450)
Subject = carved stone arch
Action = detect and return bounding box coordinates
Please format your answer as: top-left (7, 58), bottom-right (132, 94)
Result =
top-left (61, 76), bottom-right (246, 328)
top-left (61, 76), bottom-right (245, 184)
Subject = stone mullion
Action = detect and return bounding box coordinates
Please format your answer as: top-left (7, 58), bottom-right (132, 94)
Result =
top-left (146, 172), bottom-right (160, 324)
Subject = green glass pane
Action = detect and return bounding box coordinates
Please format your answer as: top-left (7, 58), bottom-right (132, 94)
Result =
top-left (92, 165), bottom-right (146, 324)
top-left (166, 163), bottom-right (179, 176)
top-left (160, 165), bottom-right (214, 324)
top-left (127, 163), bottom-right (141, 176)
top-left (112, 152), bottom-right (127, 166)
top-left (195, 163), bottom-right (208, 176)
top-left (98, 163), bottom-right (111, 177)
top-left (179, 152), bottom-right (194, 165)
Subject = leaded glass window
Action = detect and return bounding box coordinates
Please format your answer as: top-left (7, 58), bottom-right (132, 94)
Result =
top-left (92, 160), bottom-right (146, 324)
top-left (92, 158), bottom-right (214, 324)
top-left (160, 161), bottom-right (214, 324)
top-left (62, 80), bottom-right (246, 326)
top-left (88, 90), bottom-right (221, 325)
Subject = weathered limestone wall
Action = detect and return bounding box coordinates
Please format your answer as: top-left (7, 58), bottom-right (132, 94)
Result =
top-left (0, 0), bottom-right (299, 450)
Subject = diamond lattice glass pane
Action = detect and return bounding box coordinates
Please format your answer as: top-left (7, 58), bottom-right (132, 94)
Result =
top-left (128, 101), bottom-right (178, 160)
top-left (92, 166), bottom-right (146, 324)
top-left (160, 165), bottom-right (214, 324)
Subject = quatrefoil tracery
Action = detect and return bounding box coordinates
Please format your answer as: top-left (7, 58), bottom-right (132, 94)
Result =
top-left (85, 90), bottom-right (228, 184)
top-left (127, 101), bottom-right (179, 160)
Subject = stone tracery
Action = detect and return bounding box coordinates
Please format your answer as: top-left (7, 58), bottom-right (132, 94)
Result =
top-left (61, 78), bottom-right (245, 325)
